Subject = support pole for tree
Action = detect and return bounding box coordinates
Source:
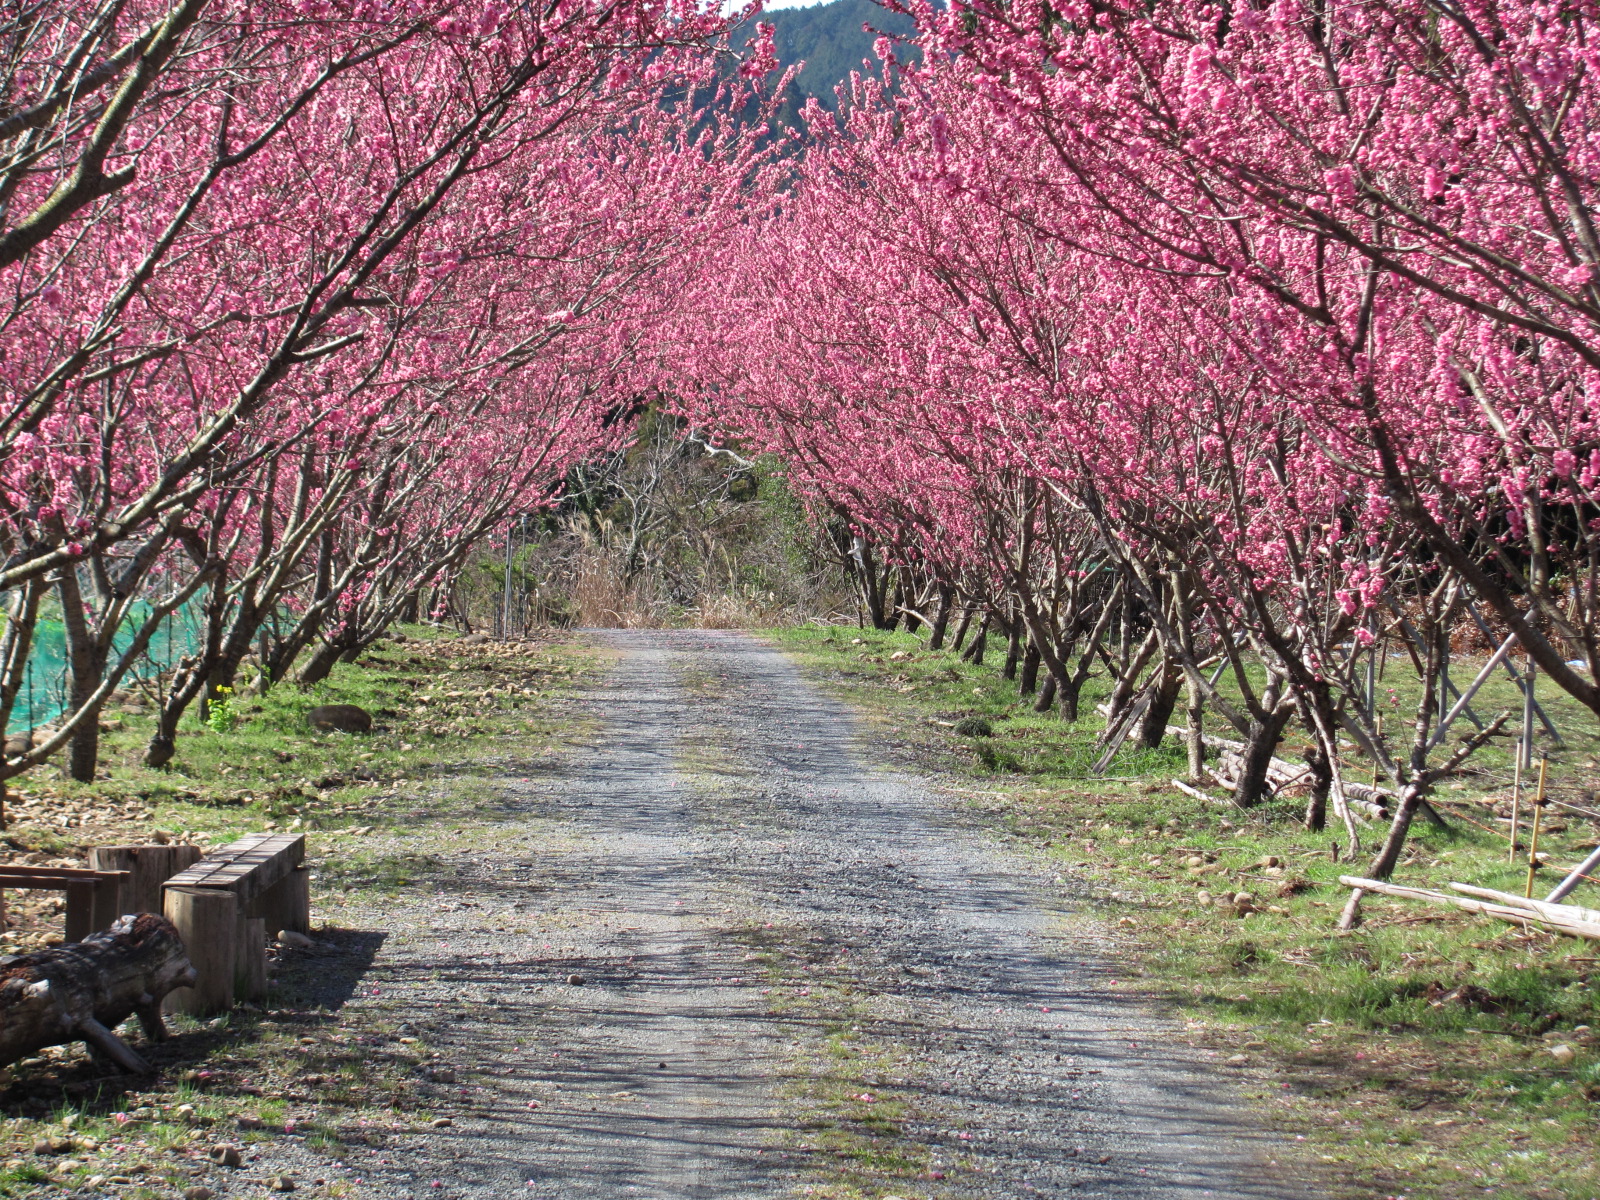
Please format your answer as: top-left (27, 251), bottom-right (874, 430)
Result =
top-left (501, 519), bottom-right (515, 641)
top-left (1521, 658), bottom-right (1538, 772)
top-left (1547, 845), bottom-right (1600, 904)
top-left (1524, 756), bottom-right (1548, 899)
top-left (1509, 752), bottom-right (1523, 864)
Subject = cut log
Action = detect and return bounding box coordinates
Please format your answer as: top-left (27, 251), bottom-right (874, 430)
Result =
top-left (89, 845), bottom-right (203, 917)
top-left (1151, 722), bottom-right (1396, 815)
top-left (1338, 875), bottom-right (1600, 941)
top-left (1170, 778), bottom-right (1229, 807)
top-left (161, 834), bottom-right (307, 1014)
top-left (0, 913), bottom-right (195, 1072)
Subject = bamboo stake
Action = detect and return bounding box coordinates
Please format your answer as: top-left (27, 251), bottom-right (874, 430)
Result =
top-left (1525, 755), bottom-right (1548, 899)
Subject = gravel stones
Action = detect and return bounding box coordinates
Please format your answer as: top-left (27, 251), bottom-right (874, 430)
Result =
top-left (208, 1144), bottom-right (241, 1168)
top-left (230, 630), bottom-right (1299, 1200)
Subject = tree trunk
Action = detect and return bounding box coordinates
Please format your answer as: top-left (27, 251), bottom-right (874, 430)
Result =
top-left (961, 615), bottom-right (990, 665)
top-left (1059, 671), bottom-right (1089, 722)
top-left (1303, 741), bottom-right (1331, 832)
top-left (899, 568), bottom-right (922, 634)
top-left (55, 568), bottom-right (106, 783)
top-left (1184, 672), bottom-right (1206, 781)
top-left (1136, 661), bottom-right (1183, 750)
top-left (850, 536), bottom-right (893, 630)
top-left (950, 604), bottom-right (974, 653)
top-left (1233, 707), bottom-right (1293, 807)
top-left (927, 584), bottom-right (953, 650)
top-left (1019, 642), bottom-right (1041, 696)
top-left (1367, 787), bottom-right (1426, 881)
top-left (1033, 675), bottom-right (1057, 713)
top-left (0, 914), bottom-right (195, 1072)
top-left (1002, 617), bottom-right (1022, 681)
top-left (295, 637), bottom-right (348, 687)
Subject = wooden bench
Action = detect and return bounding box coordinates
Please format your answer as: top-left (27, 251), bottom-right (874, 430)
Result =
top-left (0, 866), bottom-right (131, 944)
top-left (162, 833), bottom-right (310, 1015)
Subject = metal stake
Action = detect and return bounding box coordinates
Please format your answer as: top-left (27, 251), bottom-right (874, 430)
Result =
top-left (1509, 752), bottom-right (1523, 863)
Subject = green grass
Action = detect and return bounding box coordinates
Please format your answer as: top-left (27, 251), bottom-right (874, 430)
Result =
top-left (767, 622), bottom-right (1600, 1200)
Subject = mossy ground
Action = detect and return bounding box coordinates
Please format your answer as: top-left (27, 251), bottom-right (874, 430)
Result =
top-left (767, 623), bottom-right (1600, 1200)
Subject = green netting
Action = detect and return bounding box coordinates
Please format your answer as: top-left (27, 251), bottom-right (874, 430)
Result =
top-left (5, 600), bottom-right (209, 734)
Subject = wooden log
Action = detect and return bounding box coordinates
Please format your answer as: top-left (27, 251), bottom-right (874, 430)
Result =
top-left (255, 867), bottom-right (310, 937)
top-left (162, 887), bottom-right (238, 1016)
top-left (1170, 778), bottom-right (1229, 807)
top-left (1447, 883), bottom-right (1600, 928)
top-left (1338, 875), bottom-right (1600, 941)
top-left (0, 913), bottom-right (195, 1072)
top-left (89, 845), bottom-right (203, 917)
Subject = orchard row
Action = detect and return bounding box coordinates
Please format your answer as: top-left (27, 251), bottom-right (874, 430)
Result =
top-left (0, 0), bottom-right (769, 796)
top-left (676, 0), bottom-right (1600, 881)
top-left (7, 0), bottom-right (1600, 887)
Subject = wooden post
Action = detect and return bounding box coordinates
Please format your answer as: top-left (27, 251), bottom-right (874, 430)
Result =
top-left (64, 881), bottom-right (95, 943)
top-left (89, 873), bottom-right (127, 936)
top-left (257, 867), bottom-right (310, 937)
top-left (90, 845), bottom-right (202, 916)
top-left (236, 916), bottom-right (267, 1000)
top-left (163, 887), bottom-right (238, 1016)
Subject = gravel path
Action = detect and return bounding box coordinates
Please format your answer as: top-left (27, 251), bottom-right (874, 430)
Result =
top-left (243, 630), bottom-right (1303, 1200)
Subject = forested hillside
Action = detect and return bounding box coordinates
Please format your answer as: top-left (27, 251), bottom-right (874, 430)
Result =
top-left (744, 0), bottom-right (917, 126)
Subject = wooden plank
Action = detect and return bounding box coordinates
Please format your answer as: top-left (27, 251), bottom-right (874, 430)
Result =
top-left (0, 866), bottom-right (128, 885)
top-left (163, 834), bottom-right (304, 903)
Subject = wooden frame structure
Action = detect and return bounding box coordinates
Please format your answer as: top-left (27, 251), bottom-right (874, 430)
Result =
top-left (0, 866), bottom-right (131, 944)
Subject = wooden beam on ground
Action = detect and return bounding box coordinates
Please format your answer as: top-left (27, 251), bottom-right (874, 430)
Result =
top-left (1338, 875), bottom-right (1600, 941)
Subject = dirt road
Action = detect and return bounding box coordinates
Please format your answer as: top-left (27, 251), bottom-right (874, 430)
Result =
top-left (258, 630), bottom-right (1301, 1199)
